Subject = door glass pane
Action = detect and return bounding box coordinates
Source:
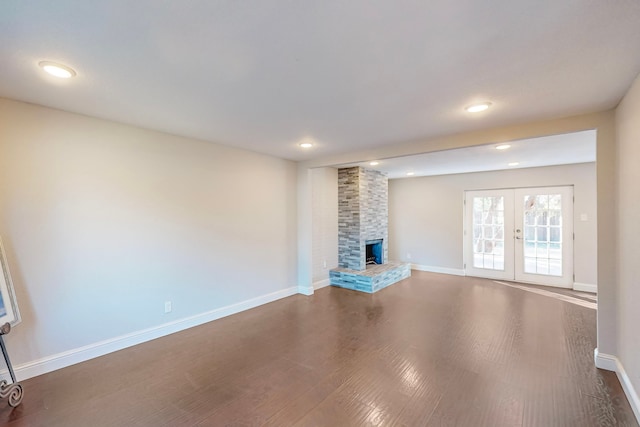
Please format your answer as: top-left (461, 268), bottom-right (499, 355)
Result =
top-left (524, 226), bottom-right (535, 241)
top-left (472, 196), bottom-right (505, 270)
top-left (549, 243), bottom-right (561, 259)
top-left (535, 195), bottom-right (549, 209)
top-left (522, 193), bottom-right (563, 276)
top-left (524, 241), bottom-right (535, 257)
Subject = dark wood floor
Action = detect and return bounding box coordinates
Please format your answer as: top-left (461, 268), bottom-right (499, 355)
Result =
top-left (0, 271), bottom-right (636, 426)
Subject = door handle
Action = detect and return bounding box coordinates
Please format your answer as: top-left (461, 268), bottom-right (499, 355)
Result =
top-left (515, 236), bottom-right (522, 240)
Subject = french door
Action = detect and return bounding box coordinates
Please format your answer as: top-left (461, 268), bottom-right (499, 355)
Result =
top-left (464, 186), bottom-right (573, 288)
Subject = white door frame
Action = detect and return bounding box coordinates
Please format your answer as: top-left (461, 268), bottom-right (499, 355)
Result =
top-left (464, 186), bottom-right (574, 288)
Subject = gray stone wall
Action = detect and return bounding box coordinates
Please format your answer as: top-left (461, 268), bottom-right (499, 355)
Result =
top-left (360, 167), bottom-right (389, 264)
top-left (337, 167), bottom-right (362, 269)
top-left (337, 167), bottom-right (388, 270)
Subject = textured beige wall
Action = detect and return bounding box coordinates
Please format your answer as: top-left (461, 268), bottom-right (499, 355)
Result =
top-left (0, 98), bottom-right (298, 368)
top-left (311, 167), bottom-right (338, 284)
top-left (615, 72), bottom-right (640, 398)
top-left (595, 113), bottom-right (618, 356)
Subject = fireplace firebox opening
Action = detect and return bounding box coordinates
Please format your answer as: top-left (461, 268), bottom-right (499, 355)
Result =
top-left (366, 239), bottom-right (383, 265)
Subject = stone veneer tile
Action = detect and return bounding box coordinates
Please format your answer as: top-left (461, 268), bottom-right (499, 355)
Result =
top-left (329, 262), bottom-right (411, 293)
top-left (337, 167), bottom-right (388, 271)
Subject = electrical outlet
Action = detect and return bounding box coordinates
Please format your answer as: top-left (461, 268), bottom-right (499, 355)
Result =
top-left (323, 260), bottom-right (327, 269)
top-left (164, 301), bottom-right (172, 313)
top-left (407, 253), bottom-right (412, 259)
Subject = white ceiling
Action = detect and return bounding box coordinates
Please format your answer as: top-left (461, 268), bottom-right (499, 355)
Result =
top-left (336, 130), bottom-right (596, 179)
top-left (1, 1), bottom-right (639, 161)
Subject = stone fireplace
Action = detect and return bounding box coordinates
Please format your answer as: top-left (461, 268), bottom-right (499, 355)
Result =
top-left (330, 166), bottom-right (410, 293)
top-left (336, 166), bottom-right (388, 270)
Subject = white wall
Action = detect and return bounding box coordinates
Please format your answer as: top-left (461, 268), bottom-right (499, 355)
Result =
top-left (615, 72), bottom-right (640, 412)
top-left (311, 167), bottom-right (338, 286)
top-left (0, 98), bottom-right (298, 375)
top-left (388, 163), bottom-right (597, 287)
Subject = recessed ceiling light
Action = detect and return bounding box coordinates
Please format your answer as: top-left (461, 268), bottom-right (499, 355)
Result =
top-left (465, 102), bottom-right (492, 113)
top-left (495, 144), bottom-right (511, 150)
top-left (39, 61), bottom-right (76, 78)
top-left (508, 162), bottom-right (520, 166)
top-left (369, 161), bottom-right (380, 166)
top-left (297, 137), bottom-right (316, 149)
top-left (406, 172), bottom-right (415, 176)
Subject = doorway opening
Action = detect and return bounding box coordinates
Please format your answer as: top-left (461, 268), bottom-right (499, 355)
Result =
top-left (464, 186), bottom-right (574, 288)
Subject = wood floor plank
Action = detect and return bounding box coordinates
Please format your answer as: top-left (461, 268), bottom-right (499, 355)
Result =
top-left (0, 271), bottom-right (636, 426)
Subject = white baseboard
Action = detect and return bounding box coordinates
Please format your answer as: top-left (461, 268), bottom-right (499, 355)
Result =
top-left (313, 278), bottom-right (331, 290)
top-left (298, 285), bottom-right (314, 296)
top-left (411, 264), bottom-right (466, 276)
top-left (573, 282), bottom-right (597, 293)
top-left (1, 286), bottom-right (298, 382)
top-left (595, 349), bottom-right (640, 424)
top-left (594, 348), bottom-right (618, 371)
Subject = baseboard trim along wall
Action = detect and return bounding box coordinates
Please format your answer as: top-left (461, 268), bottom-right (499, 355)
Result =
top-left (313, 278), bottom-right (331, 290)
top-left (573, 282), bottom-right (597, 293)
top-left (298, 285), bottom-right (314, 296)
top-left (595, 348), bottom-right (640, 424)
top-left (1, 286), bottom-right (299, 382)
top-left (411, 264), bottom-right (466, 276)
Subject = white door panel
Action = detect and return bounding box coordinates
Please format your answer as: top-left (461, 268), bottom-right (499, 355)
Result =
top-left (514, 187), bottom-right (573, 287)
top-left (464, 190), bottom-right (514, 280)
